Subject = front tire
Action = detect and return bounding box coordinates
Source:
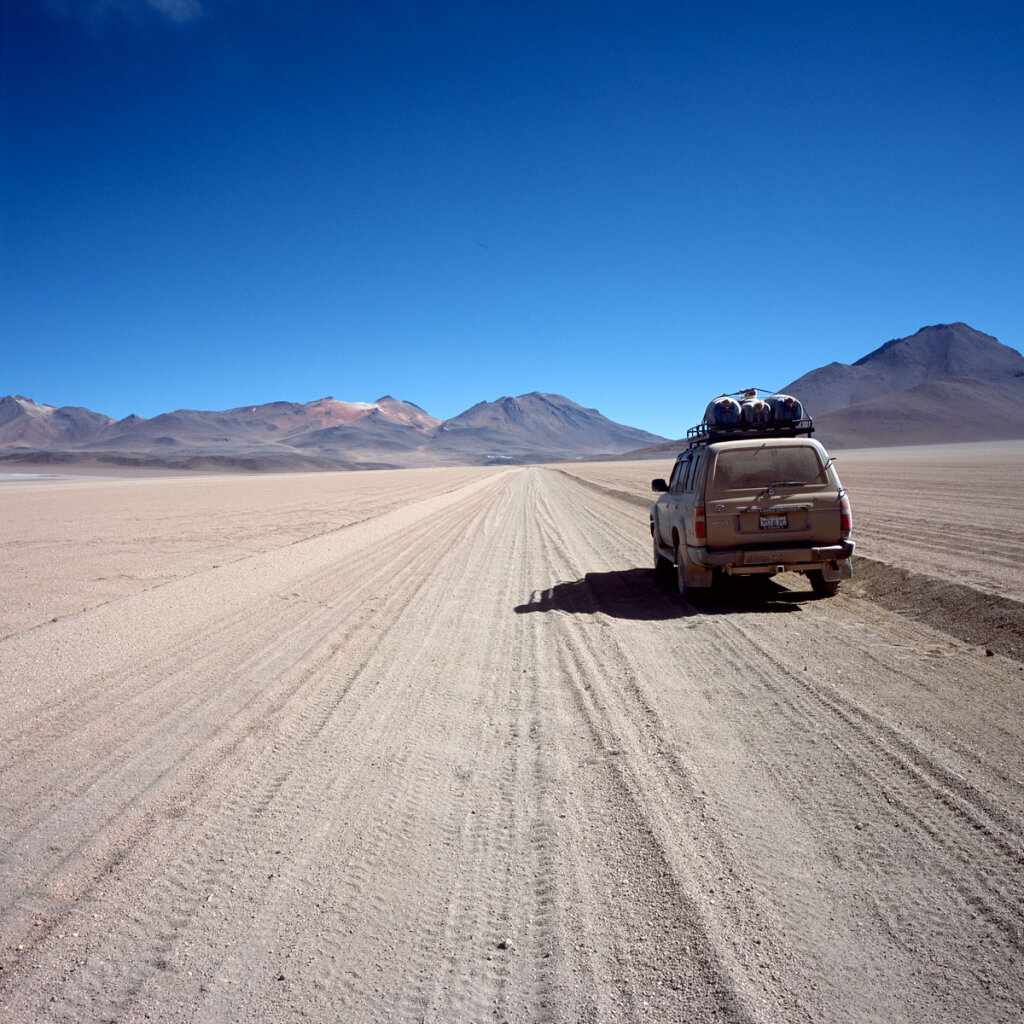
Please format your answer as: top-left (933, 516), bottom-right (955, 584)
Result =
top-left (808, 570), bottom-right (841, 597)
top-left (675, 547), bottom-right (688, 597)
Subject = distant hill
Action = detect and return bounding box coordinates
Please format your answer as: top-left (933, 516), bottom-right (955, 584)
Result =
top-left (784, 323), bottom-right (1024, 414)
top-left (612, 322), bottom-right (1024, 458)
top-left (0, 392), bottom-right (667, 471)
top-left (433, 392), bottom-right (665, 460)
top-left (781, 323), bottom-right (1024, 447)
top-left (0, 396), bottom-right (115, 447)
top-left (810, 377), bottom-right (1024, 448)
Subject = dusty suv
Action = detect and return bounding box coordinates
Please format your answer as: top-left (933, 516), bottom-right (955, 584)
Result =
top-left (650, 393), bottom-right (854, 597)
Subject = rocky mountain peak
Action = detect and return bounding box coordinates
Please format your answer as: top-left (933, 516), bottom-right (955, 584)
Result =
top-left (782, 322), bottom-right (1024, 446)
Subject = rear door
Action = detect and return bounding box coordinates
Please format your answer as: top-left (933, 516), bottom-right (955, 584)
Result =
top-left (704, 443), bottom-right (840, 549)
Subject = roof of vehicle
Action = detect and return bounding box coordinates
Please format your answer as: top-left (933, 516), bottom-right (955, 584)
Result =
top-left (706, 435), bottom-right (827, 452)
top-left (675, 435), bottom-right (829, 459)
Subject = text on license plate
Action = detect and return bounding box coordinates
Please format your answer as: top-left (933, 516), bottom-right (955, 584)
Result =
top-left (759, 513), bottom-right (789, 530)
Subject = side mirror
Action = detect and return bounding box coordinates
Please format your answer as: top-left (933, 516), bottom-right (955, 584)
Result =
top-left (651, 478), bottom-right (668, 492)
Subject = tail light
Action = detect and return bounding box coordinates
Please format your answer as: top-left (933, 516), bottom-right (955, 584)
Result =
top-left (840, 493), bottom-right (852, 536)
top-left (694, 505), bottom-right (706, 539)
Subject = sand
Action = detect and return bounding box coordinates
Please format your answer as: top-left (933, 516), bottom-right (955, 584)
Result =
top-left (2, 444), bottom-right (1023, 1023)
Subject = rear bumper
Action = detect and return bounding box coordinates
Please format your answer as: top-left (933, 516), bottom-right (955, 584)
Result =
top-left (689, 539), bottom-right (855, 571)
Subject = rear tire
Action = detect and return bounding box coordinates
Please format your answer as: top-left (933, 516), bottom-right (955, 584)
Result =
top-left (808, 571), bottom-right (841, 597)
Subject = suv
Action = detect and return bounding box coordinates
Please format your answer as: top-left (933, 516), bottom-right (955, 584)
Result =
top-left (650, 391), bottom-right (854, 598)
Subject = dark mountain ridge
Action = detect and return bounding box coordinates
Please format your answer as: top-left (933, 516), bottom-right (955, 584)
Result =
top-left (782, 322), bottom-right (1024, 447)
top-left (615, 322), bottom-right (1024, 459)
top-left (784, 322), bottom-right (1024, 418)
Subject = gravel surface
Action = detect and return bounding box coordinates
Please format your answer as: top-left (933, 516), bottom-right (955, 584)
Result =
top-left (2, 454), bottom-right (1023, 1023)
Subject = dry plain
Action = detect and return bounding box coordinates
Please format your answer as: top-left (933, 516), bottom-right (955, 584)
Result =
top-left (1, 442), bottom-right (1023, 1023)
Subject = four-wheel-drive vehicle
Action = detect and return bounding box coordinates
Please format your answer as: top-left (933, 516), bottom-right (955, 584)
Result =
top-left (650, 389), bottom-right (854, 598)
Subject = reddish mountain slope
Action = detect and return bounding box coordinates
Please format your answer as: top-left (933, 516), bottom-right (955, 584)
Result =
top-left (0, 396), bottom-right (115, 447)
top-left (0, 392), bottom-right (664, 469)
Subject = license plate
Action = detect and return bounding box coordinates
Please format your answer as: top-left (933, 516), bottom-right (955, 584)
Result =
top-left (759, 513), bottom-right (789, 530)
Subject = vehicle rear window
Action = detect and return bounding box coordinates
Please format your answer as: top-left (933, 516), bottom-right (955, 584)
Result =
top-left (711, 446), bottom-right (826, 491)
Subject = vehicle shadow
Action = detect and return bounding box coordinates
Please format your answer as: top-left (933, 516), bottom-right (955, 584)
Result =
top-left (514, 568), bottom-right (808, 621)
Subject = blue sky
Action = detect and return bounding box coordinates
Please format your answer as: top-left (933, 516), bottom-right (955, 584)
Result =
top-left (3, 1), bottom-right (1022, 437)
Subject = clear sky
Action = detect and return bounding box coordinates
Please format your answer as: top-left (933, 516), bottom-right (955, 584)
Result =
top-left (3, 1), bottom-right (1022, 438)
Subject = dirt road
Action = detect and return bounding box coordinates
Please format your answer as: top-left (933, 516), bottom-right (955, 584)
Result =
top-left (2, 465), bottom-right (1023, 1023)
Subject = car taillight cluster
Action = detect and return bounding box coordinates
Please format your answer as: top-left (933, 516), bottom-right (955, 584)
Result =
top-left (694, 505), bottom-right (706, 539)
top-left (840, 493), bottom-right (852, 535)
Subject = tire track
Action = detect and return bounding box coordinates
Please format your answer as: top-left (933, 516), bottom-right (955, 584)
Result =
top-left (521, 470), bottom-right (782, 1022)
top-left (529, 467), bottom-right (1024, 1023)
top-left (128, 468), bottom-right (545, 1023)
top-left (4, 463), bottom-right (1024, 1024)
top-left (1, 471), bottom-right (517, 1020)
top-left (699, 615), bottom-right (1024, 999)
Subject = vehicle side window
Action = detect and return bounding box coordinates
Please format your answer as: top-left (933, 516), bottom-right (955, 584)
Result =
top-left (669, 456), bottom-right (690, 493)
top-left (685, 453), bottom-right (703, 492)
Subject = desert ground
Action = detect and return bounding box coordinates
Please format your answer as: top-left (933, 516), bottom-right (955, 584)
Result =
top-left (1, 441), bottom-right (1023, 1023)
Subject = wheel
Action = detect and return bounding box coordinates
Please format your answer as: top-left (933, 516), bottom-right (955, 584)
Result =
top-left (808, 571), bottom-right (841, 597)
top-left (675, 547), bottom-right (688, 597)
top-left (653, 536), bottom-right (673, 581)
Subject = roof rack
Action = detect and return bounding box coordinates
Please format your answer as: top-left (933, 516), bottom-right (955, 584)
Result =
top-left (684, 387), bottom-right (814, 450)
top-left (685, 418), bottom-right (814, 449)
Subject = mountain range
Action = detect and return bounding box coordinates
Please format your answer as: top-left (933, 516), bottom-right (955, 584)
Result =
top-left (4, 322), bottom-right (1022, 471)
top-left (0, 392), bottom-right (666, 471)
